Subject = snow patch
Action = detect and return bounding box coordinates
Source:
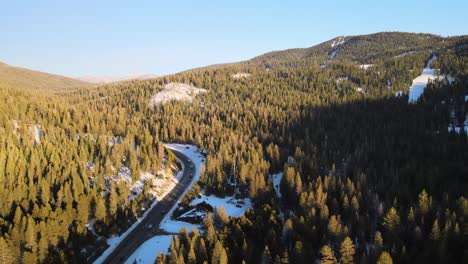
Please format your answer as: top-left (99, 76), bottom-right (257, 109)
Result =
top-left (231, 73), bottom-right (251, 79)
top-left (394, 51), bottom-right (415, 58)
top-left (149, 83), bottom-right (207, 105)
top-left (359, 64), bottom-right (374, 70)
top-left (124, 235), bottom-right (173, 264)
top-left (331, 36), bottom-right (345, 48)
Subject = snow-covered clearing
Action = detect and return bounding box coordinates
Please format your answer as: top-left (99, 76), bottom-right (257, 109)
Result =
top-left (124, 235), bottom-right (173, 264)
top-left (190, 194), bottom-right (252, 218)
top-left (270, 173), bottom-right (283, 198)
top-left (231, 73), bottom-right (251, 79)
top-left (149, 83), bottom-right (207, 105)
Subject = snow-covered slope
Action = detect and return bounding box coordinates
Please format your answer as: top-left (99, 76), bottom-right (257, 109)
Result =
top-left (149, 83), bottom-right (207, 105)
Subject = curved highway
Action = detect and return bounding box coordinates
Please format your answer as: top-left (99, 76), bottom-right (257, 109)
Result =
top-left (99, 149), bottom-right (194, 264)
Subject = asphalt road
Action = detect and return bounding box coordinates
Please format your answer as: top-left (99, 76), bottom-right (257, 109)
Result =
top-left (100, 149), bottom-right (194, 264)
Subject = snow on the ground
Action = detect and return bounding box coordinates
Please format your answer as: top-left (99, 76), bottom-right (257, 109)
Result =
top-left (190, 194), bottom-right (252, 218)
top-left (331, 36), bottom-right (345, 48)
top-left (448, 113), bottom-right (468, 134)
top-left (159, 219), bottom-right (201, 234)
top-left (124, 235), bottom-right (173, 264)
top-left (270, 173), bottom-right (283, 198)
top-left (356, 87), bottom-right (365, 94)
top-left (408, 55), bottom-right (441, 103)
top-left (328, 37), bottom-right (345, 60)
top-left (231, 73), bottom-right (251, 79)
top-left (158, 144), bottom-right (206, 233)
top-left (394, 90), bottom-right (403, 97)
top-left (149, 83), bottom-right (207, 105)
top-left (359, 64), bottom-right (374, 70)
top-left (336, 76), bottom-right (349, 83)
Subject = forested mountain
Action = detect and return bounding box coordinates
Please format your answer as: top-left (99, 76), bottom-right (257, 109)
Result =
top-left (0, 32), bottom-right (467, 264)
top-left (251, 32), bottom-right (456, 64)
top-left (0, 62), bottom-right (88, 91)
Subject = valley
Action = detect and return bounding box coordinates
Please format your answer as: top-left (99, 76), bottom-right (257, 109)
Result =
top-left (0, 31), bottom-right (467, 264)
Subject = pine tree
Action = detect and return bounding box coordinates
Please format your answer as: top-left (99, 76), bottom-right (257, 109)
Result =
top-left (418, 190), bottom-right (430, 216)
top-left (383, 207), bottom-right (400, 234)
top-left (339, 237), bottom-right (355, 264)
top-left (187, 245), bottom-right (197, 264)
top-left (320, 245), bottom-right (337, 264)
top-left (215, 205), bottom-right (229, 228)
top-left (429, 219), bottom-right (440, 241)
top-left (376, 251), bottom-right (393, 264)
top-left (211, 240), bottom-right (228, 264)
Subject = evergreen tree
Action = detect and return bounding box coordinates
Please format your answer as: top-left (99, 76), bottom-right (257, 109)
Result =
top-left (339, 237), bottom-right (355, 264)
top-left (320, 245), bottom-right (337, 264)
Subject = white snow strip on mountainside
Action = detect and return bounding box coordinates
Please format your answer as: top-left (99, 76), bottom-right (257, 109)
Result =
top-left (190, 194), bottom-right (252, 218)
top-left (124, 235), bottom-right (173, 264)
top-left (149, 83), bottom-right (207, 105)
top-left (408, 55), bottom-right (438, 103)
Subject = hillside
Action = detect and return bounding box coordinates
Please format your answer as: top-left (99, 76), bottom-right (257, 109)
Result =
top-left (0, 62), bottom-right (88, 91)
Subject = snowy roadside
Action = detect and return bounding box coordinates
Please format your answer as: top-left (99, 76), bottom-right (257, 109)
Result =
top-left (124, 235), bottom-right (173, 264)
top-left (93, 147), bottom-right (185, 264)
top-left (158, 144), bottom-right (205, 233)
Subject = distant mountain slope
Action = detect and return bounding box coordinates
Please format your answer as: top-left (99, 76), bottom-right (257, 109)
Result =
top-left (0, 62), bottom-right (88, 90)
top-left (251, 32), bottom-right (451, 64)
top-left (78, 73), bottom-right (158, 84)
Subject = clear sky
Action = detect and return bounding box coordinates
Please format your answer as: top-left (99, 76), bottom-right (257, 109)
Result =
top-left (1, 0), bottom-right (467, 77)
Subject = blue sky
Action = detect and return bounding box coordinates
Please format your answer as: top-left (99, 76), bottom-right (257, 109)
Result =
top-left (1, 0), bottom-right (467, 77)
